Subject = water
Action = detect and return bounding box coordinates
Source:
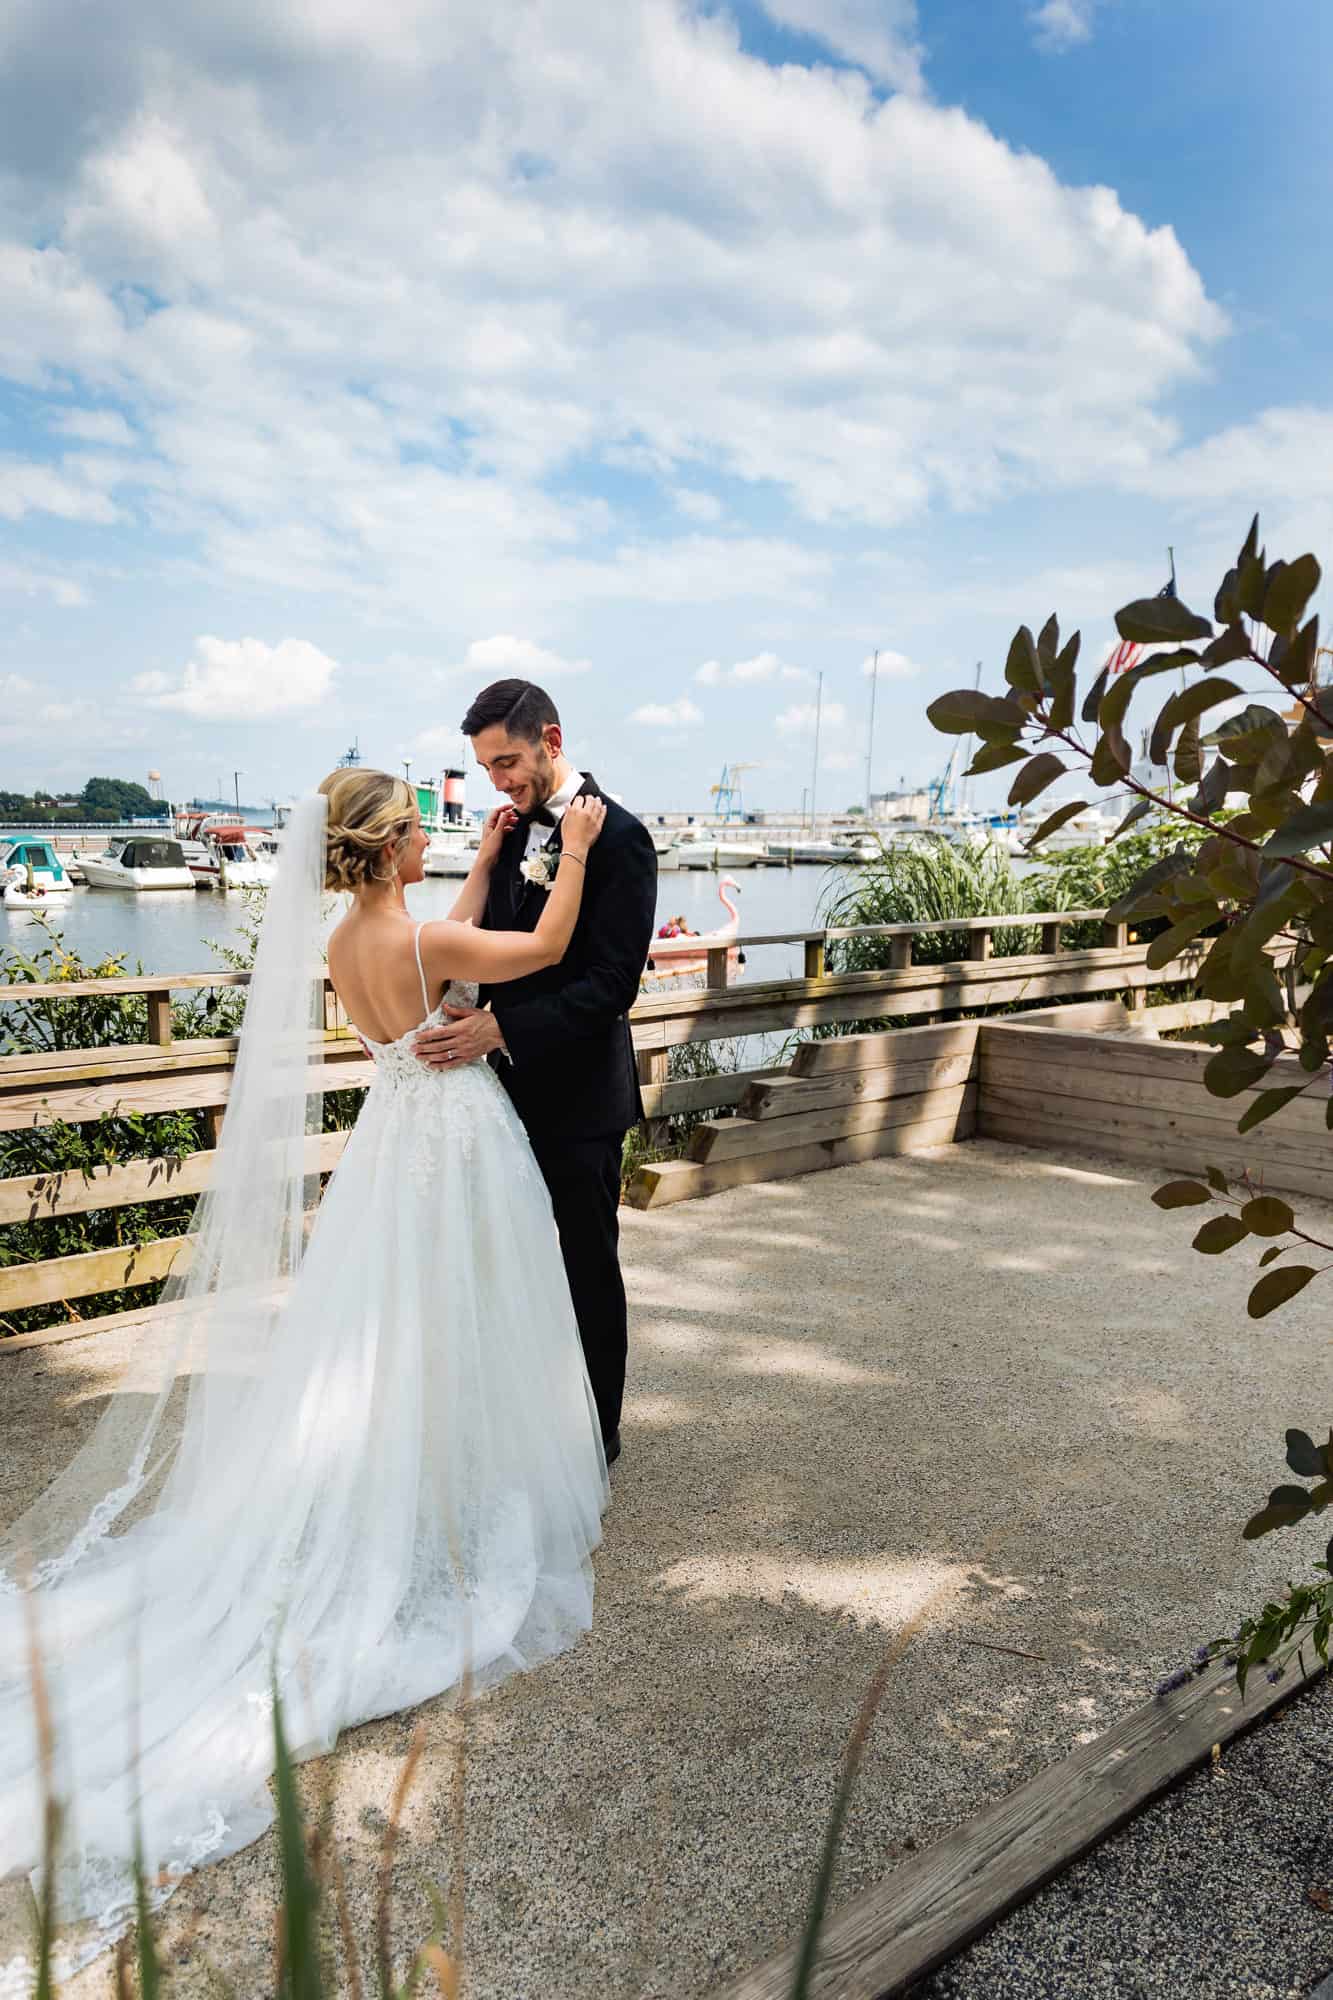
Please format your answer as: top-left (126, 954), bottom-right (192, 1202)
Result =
top-left (1, 863), bottom-right (862, 985)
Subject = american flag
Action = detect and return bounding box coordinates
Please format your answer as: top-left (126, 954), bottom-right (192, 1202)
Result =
top-left (1109, 561), bottom-right (1178, 674)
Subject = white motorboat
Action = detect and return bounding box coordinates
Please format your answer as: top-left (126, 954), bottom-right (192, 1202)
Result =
top-left (651, 834), bottom-right (683, 873)
top-left (80, 836), bottom-right (196, 891)
top-left (177, 816), bottom-right (277, 890)
top-left (670, 828), bottom-right (767, 870)
top-left (831, 831), bottom-right (882, 864)
top-left (768, 832), bottom-right (881, 865)
top-left (423, 825), bottom-right (481, 877)
top-left (0, 837), bottom-right (72, 893)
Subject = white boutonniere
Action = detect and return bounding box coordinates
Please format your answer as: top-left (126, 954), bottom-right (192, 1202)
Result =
top-left (519, 849), bottom-right (558, 891)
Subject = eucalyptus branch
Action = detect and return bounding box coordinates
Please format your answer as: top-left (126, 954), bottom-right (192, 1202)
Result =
top-left (1035, 712), bottom-right (1333, 885)
top-left (1242, 635), bottom-right (1333, 735)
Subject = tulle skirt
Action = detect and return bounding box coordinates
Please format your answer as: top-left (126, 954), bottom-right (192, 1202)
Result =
top-left (0, 1055), bottom-right (607, 1977)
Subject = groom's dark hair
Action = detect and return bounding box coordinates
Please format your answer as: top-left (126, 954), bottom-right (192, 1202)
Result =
top-left (461, 679), bottom-right (560, 743)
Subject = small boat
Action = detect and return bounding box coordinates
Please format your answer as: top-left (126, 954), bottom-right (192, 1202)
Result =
top-left (80, 836), bottom-right (196, 891)
top-left (0, 837), bottom-right (71, 893)
top-left (644, 877), bottom-right (743, 978)
top-left (3, 868), bottom-right (70, 912)
top-left (423, 825), bottom-right (481, 877)
top-left (767, 832), bottom-right (880, 865)
top-left (177, 817), bottom-right (277, 890)
top-left (651, 834), bottom-right (683, 873)
top-left (671, 828), bottom-right (767, 870)
top-left (831, 831), bottom-right (882, 864)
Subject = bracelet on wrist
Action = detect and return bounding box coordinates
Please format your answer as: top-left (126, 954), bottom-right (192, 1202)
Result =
top-left (563, 852), bottom-right (586, 870)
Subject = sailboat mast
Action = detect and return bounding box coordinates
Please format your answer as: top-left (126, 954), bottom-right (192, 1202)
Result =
top-left (865, 649), bottom-right (879, 818)
top-left (810, 671), bottom-right (824, 832)
top-left (959, 662), bottom-right (981, 818)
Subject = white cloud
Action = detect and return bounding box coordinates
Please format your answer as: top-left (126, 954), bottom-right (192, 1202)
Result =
top-left (1140, 406), bottom-right (1333, 511)
top-left (0, 0), bottom-right (1224, 623)
top-left (0, 562), bottom-right (87, 607)
top-left (414, 723), bottom-right (469, 757)
top-left (671, 487), bottom-right (723, 524)
top-left (631, 697), bottom-right (703, 727)
top-left (137, 636), bottom-right (339, 720)
top-left (54, 409), bottom-right (137, 448)
top-left (775, 700), bottom-right (848, 734)
top-left (696, 650), bottom-right (808, 685)
top-left (757, 0), bottom-right (924, 90)
top-left (0, 0), bottom-right (1257, 796)
top-left (861, 648), bottom-right (921, 678)
top-left (0, 458), bottom-right (120, 523)
top-left (440, 634), bottom-right (591, 682)
top-left (1030, 0), bottom-right (1099, 51)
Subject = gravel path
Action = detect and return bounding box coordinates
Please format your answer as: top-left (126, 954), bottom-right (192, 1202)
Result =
top-left (3, 1137), bottom-right (1328, 1996)
top-left (914, 1677), bottom-right (1333, 2000)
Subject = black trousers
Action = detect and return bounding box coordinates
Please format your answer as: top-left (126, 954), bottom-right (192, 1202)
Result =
top-left (528, 1132), bottom-right (628, 1444)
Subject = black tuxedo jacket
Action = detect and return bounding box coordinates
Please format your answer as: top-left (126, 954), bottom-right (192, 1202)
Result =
top-left (479, 774), bottom-right (658, 1141)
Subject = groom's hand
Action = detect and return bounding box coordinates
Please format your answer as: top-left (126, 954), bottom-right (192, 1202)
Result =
top-left (414, 1005), bottom-right (506, 1069)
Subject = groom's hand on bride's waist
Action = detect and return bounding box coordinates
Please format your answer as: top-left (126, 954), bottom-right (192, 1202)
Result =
top-left (414, 1005), bottom-right (507, 1069)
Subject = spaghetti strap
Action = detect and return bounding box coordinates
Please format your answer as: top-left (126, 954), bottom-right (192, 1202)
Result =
top-left (413, 923), bottom-right (431, 1012)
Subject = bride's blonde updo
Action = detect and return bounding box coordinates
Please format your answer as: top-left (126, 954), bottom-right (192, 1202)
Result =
top-left (318, 768), bottom-right (418, 893)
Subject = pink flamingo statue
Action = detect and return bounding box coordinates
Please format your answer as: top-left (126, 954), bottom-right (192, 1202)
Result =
top-left (644, 876), bottom-right (742, 979)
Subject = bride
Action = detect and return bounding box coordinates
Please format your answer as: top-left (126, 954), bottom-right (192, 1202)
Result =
top-left (0, 768), bottom-right (610, 1973)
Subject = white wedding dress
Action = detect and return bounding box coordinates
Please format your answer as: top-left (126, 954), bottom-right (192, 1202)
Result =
top-left (0, 856), bottom-right (607, 1984)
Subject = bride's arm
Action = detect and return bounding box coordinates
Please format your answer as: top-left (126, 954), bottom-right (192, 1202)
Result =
top-left (421, 797), bottom-right (606, 986)
top-left (446, 805), bottom-right (518, 925)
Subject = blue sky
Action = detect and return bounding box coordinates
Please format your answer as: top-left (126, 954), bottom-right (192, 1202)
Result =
top-left (1, 0), bottom-right (1329, 816)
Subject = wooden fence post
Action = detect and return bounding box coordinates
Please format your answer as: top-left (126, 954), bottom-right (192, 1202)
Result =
top-left (967, 928), bottom-right (992, 962)
top-left (1041, 921), bottom-right (1062, 955)
top-left (888, 934), bottom-right (913, 969)
top-left (1103, 920), bottom-right (1129, 949)
top-left (146, 988), bottom-right (173, 1048)
top-left (638, 1048), bottom-right (670, 1151)
top-left (706, 946), bottom-right (731, 989)
top-left (803, 938), bottom-right (827, 980)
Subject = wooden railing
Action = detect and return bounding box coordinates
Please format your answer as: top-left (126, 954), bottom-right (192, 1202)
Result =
top-left (1, 909), bottom-right (1202, 1341)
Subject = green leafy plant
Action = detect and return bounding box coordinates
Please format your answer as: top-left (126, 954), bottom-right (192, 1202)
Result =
top-left (926, 515), bottom-right (1333, 1687)
top-left (820, 832), bottom-right (1036, 968)
top-left (0, 930), bottom-right (211, 1334)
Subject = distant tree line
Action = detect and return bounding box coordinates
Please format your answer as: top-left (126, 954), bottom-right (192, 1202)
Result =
top-left (0, 776), bottom-right (169, 824)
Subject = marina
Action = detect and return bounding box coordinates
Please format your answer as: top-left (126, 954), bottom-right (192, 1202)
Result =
top-left (0, 847), bottom-right (867, 984)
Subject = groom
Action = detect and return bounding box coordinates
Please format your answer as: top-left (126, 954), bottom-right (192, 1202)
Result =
top-left (414, 678), bottom-right (658, 1466)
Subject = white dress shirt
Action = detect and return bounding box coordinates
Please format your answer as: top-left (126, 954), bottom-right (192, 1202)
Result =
top-left (523, 768), bottom-right (586, 863)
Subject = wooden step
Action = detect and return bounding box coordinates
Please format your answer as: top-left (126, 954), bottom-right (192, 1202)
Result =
top-left (690, 1084), bottom-right (975, 1164)
top-left (625, 1106), bottom-right (969, 1209)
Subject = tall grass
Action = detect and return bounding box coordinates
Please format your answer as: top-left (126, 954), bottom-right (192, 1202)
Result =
top-left (20, 1644), bottom-right (464, 1997)
top-left (820, 835), bottom-right (1037, 970)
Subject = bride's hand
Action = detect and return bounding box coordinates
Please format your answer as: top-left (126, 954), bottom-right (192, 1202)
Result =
top-left (477, 804), bottom-right (519, 864)
top-left (560, 796), bottom-right (607, 859)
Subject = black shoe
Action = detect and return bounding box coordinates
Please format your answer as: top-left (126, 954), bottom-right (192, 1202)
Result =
top-left (603, 1429), bottom-right (621, 1467)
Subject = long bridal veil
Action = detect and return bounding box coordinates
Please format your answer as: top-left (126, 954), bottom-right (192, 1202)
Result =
top-left (0, 794), bottom-right (333, 1949)
top-left (0, 794), bottom-right (329, 1591)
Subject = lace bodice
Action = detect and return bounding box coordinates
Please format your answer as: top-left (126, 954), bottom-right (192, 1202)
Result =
top-left (352, 981), bottom-right (481, 1086)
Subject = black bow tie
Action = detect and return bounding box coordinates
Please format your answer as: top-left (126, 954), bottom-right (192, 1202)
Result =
top-left (527, 805), bottom-right (557, 828)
